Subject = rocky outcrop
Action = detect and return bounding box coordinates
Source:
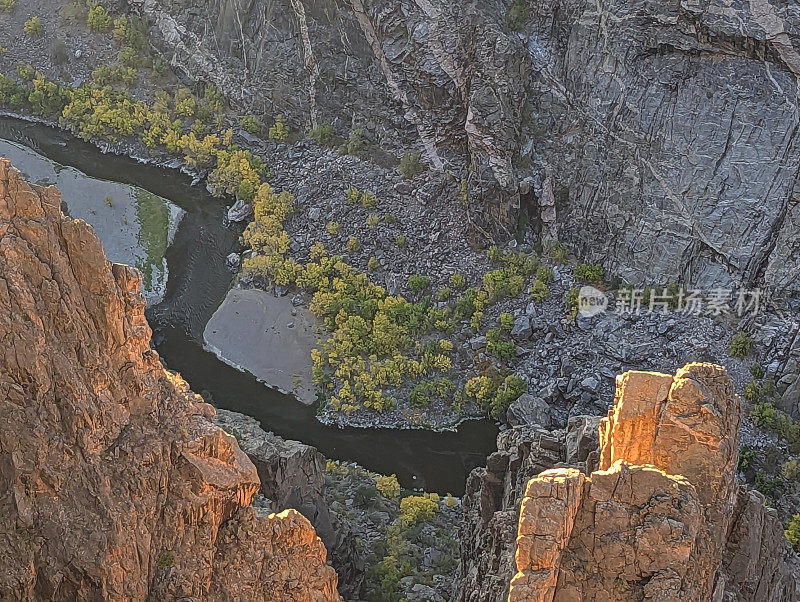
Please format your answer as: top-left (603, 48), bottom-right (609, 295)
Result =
top-left (215, 410), bottom-right (364, 598)
top-left (509, 363), bottom-right (798, 601)
top-left (455, 421), bottom-right (596, 602)
top-left (0, 159), bottom-right (340, 601)
top-left (129, 0), bottom-right (800, 295)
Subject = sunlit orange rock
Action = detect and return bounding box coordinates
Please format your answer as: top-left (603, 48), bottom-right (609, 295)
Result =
top-left (509, 363), bottom-right (797, 601)
top-left (0, 160), bottom-right (340, 601)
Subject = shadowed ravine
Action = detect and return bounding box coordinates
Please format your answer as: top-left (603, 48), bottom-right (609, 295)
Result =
top-left (0, 115), bottom-right (497, 495)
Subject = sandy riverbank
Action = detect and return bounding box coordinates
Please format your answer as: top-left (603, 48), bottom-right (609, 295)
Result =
top-left (203, 287), bottom-right (320, 405)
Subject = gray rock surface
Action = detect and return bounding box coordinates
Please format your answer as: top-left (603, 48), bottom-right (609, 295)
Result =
top-left (130, 0), bottom-right (800, 296)
top-left (214, 410), bottom-right (364, 598)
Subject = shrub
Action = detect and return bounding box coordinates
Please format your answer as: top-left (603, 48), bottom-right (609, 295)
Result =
top-left (547, 241), bottom-right (569, 264)
top-left (787, 515), bottom-right (800, 549)
top-left (342, 128), bottom-right (366, 156)
top-left (113, 15), bottom-right (148, 50)
top-left (309, 241), bottom-right (327, 260)
top-left (407, 274), bottom-right (431, 294)
top-left (173, 88), bottom-right (197, 117)
top-left (395, 234), bottom-right (407, 249)
top-left (444, 493), bottom-right (458, 508)
top-left (118, 46), bottom-right (140, 68)
top-left (240, 115), bottom-right (261, 135)
top-left (743, 380), bottom-right (762, 403)
top-left (366, 214), bottom-right (379, 229)
top-left (530, 279), bottom-right (549, 302)
top-left (739, 445), bottom-right (757, 471)
top-left (346, 236), bottom-right (360, 252)
top-left (755, 472), bottom-right (780, 497)
top-left (565, 287), bottom-right (579, 320)
top-left (368, 256), bottom-right (380, 271)
top-left (155, 551), bottom-right (175, 570)
top-left (487, 329), bottom-right (515, 360)
top-left (375, 474), bottom-right (400, 500)
top-left (399, 150), bottom-right (424, 178)
top-left (436, 287), bottom-right (452, 302)
top-left (499, 313), bottom-right (514, 331)
top-left (752, 401), bottom-right (777, 429)
top-left (730, 331), bottom-right (754, 359)
top-left (353, 485), bottom-right (377, 508)
top-left (506, 0), bottom-right (531, 31)
top-left (308, 122), bottom-right (336, 146)
top-left (269, 114), bottom-right (289, 141)
top-left (409, 381), bottom-right (433, 407)
top-left (450, 273), bottom-right (466, 289)
top-left (536, 265), bottom-right (554, 283)
top-left (24, 16), bottom-right (44, 36)
top-left (782, 460), bottom-right (800, 481)
top-left (399, 495), bottom-right (437, 525)
top-left (17, 63), bottom-right (35, 81)
top-left (750, 362), bottom-right (765, 380)
top-left (326, 221), bottom-right (340, 236)
top-left (574, 262), bottom-right (604, 284)
top-left (0, 0), bottom-right (16, 13)
top-left (87, 4), bottom-right (112, 32)
top-left (360, 191), bottom-right (378, 209)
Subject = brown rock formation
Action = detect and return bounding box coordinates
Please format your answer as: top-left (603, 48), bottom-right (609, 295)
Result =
top-left (0, 159), bottom-right (341, 601)
top-left (508, 363), bottom-right (798, 601)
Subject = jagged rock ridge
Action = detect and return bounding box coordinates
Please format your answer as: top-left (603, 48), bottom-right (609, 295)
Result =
top-left (509, 363), bottom-right (798, 601)
top-left (0, 159), bottom-right (341, 601)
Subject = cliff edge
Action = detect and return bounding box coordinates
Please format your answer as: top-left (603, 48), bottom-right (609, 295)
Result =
top-left (0, 159), bottom-right (341, 601)
top-left (509, 363), bottom-right (798, 601)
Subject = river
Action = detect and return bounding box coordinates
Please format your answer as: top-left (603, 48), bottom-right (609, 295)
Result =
top-left (0, 116), bottom-right (499, 495)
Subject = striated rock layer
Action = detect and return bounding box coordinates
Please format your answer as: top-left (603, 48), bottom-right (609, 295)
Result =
top-left (0, 159), bottom-right (341, 601)
top-left (128, 0), bottom-right (800, 294)
top-left (509, 363), bottom-right (798, 601)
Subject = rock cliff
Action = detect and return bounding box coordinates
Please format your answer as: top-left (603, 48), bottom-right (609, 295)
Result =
top-left (508, 363), bottom-right (798, 601)
top-left (0, 159), bottom-right (340, 601)
top-left (128, 0), bottom-right (800, 295)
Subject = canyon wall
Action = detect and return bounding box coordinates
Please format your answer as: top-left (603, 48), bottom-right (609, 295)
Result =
top-left (0, 159), bottom-right (340, 601)
top-left (510, 363), bottom-right (798, 601)
top-left (129, 0), bottom-right (800, 296)
top-left (459, 364), bottom-right (799, 602)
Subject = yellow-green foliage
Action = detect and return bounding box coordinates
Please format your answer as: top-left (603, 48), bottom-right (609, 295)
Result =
top-left (207, 147), bottom-right (266, 201)
top-left (240, 115), bottom-right (260, 135)
top-left (0, 0), bottom-right (16, 13)
top-left (399, 495), bottom-right (437, 525)
top-left (241, 184), bottom-right (295, 264)
top-left (444, 493), bottom-right (458, 508)
top-left (346, 236), bottom-right (360, 252)
top-left (24, 17), bottom-right (44, 36)
top-left (465, 374), bottom-right (527, 418)
top-left (530, 279), bottom-right (549, 302)
top-left (375, 474), bottom-right (401, 500)
top-left (730, 331), bottom-right (754, 359)
top-left (326, 221), bottom-right (341, 236)
top-left (449, 273), bottom-right (466, 289)
top-left (269, 114), bottom-right (289, 141)
top-left (787, 515), bottom-right (800, 549)
top-left (87, 4), bottom-right (111, 31)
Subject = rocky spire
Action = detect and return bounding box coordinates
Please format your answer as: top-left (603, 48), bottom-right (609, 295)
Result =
top-left (508, 363), bottom-right (798, 601)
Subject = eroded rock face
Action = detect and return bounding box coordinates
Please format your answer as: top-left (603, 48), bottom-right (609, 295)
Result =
top-left (129, 0), bottom-right (800, 293)
top-left (509, 363), bottom-right (798, 602)
top-left (0, 160), bottom-right (340, 601)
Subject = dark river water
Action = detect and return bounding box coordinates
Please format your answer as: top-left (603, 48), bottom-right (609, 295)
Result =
top-left (0, 116), bottom-right (499, 495)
